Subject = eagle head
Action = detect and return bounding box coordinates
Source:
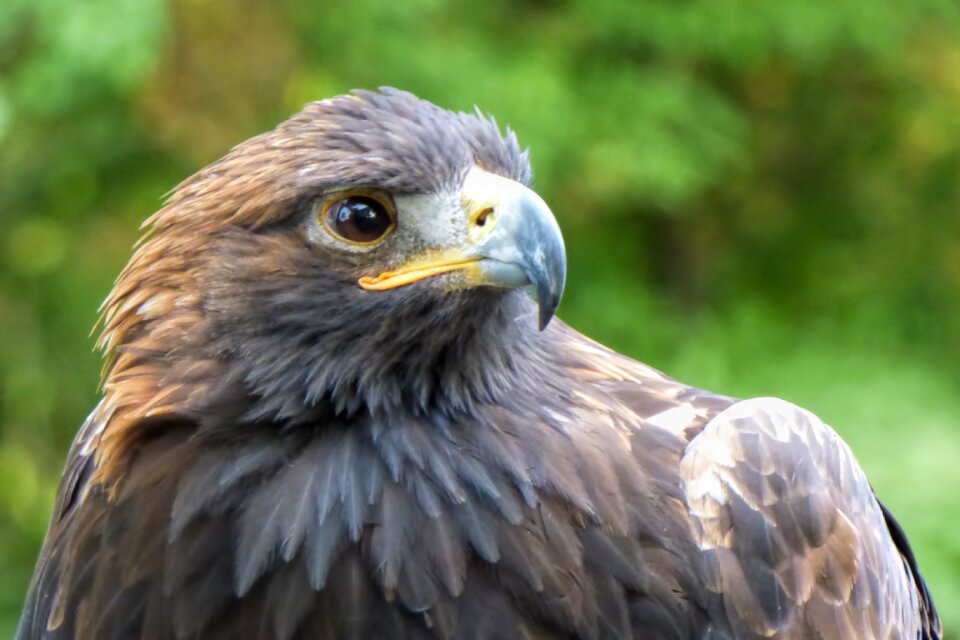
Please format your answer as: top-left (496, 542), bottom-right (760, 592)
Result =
top-left (97, 88), bottom-right (566, 426)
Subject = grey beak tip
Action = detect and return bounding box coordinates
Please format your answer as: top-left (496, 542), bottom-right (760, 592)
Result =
top-left (535, 284), bottom-right (562, 331)
top-left (538, 309), bottom-right (552, 331)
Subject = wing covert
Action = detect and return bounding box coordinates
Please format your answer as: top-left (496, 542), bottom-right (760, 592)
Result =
top-left (680, 397), bottom-right (926, 639)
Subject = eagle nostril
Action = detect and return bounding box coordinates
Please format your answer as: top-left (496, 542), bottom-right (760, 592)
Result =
top-left (474, 207), bottom-right (494, 228)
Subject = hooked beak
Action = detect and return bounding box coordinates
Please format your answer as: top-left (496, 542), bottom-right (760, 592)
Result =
top-left (359, 167), bottom-right (566, 330)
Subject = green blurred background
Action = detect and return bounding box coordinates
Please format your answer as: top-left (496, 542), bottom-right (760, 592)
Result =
top-left (2, 0), bottom-right (959, 635)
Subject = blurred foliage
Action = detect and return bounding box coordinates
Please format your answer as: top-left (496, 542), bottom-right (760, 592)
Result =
top-left (2, 0), bottom-right (960, 635)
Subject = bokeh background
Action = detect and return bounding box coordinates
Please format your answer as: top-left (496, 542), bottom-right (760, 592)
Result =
top-left (2, 0), bottom-right (960, 635)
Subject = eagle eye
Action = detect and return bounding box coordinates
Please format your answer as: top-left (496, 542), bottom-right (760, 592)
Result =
top-left (322, 194), bottom-right (395, 245)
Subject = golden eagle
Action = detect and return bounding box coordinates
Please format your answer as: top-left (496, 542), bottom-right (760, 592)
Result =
top-left (18, 89), bottom-right (940, 639)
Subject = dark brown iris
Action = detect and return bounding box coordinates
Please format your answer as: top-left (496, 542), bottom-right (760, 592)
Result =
top-left (325, 196), bottom-right (394, 244)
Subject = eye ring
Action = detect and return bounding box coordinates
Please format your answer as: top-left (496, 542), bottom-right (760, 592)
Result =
top-left (319, 191), bottom-right (396, 246)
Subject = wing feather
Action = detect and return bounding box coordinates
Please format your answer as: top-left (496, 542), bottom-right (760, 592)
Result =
top-left (681, 397), bottom-right (930, 638)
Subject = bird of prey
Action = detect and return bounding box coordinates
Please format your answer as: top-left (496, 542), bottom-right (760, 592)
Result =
top-left (19, 88), bottom-right (939, 640)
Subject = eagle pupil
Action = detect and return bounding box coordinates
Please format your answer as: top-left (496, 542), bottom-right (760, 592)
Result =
top-left (330, 197), bottom-right (391, 243)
